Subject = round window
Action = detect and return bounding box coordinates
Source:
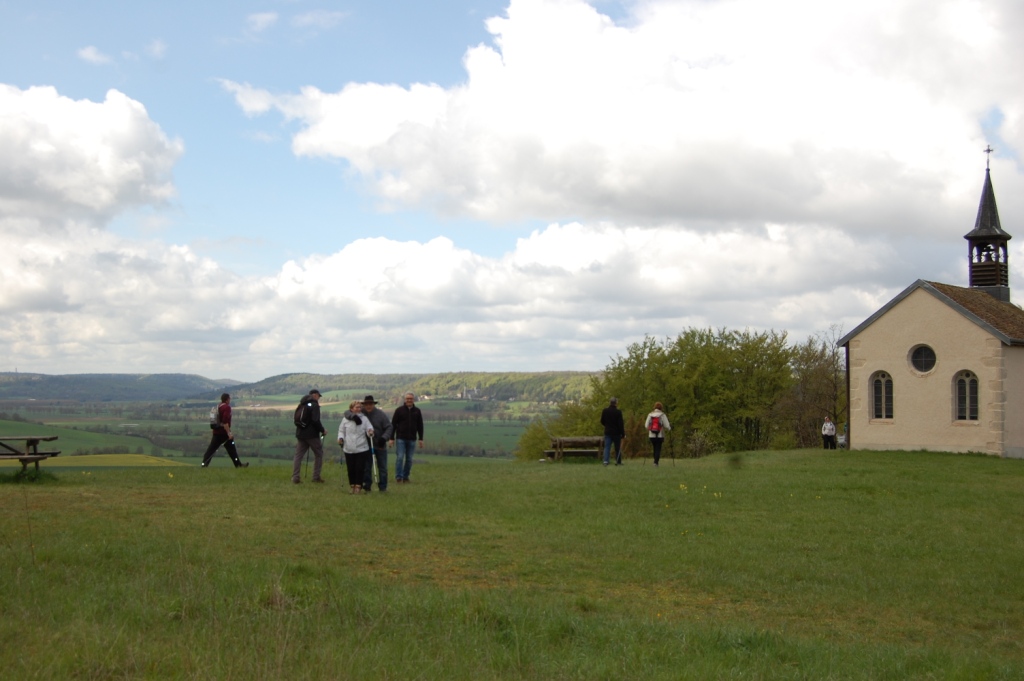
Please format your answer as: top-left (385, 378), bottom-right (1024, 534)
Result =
top-left (911, 345), bottom-right (936, 372)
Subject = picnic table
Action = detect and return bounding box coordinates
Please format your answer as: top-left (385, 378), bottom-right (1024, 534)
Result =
top-left (0, 436), bottom-right (60, 473)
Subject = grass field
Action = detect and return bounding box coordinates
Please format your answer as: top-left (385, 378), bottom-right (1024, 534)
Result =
top-left (0, 454), bottom-right (190, 469)
top-left (2, 449), bottom-right (1023, 679)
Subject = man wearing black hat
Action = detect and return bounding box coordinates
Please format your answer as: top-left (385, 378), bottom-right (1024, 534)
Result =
top-left (360, 395), bottom-right (393, 492)
top-left (292, 389), bottom-right (327, 483)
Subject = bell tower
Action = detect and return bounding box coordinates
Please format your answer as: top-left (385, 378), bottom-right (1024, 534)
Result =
top-left (964, 146), bottom-right (1011, 302)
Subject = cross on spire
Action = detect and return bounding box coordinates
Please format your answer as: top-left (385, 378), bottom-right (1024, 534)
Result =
top-left (984, 144), bottom-right (994, 170)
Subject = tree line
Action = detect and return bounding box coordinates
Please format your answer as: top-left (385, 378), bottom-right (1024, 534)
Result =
top-left (516, 326), bottom-right (845, 460)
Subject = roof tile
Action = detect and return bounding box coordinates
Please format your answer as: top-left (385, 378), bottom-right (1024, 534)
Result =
top-left (927, 282), bottom-right (1024, 342)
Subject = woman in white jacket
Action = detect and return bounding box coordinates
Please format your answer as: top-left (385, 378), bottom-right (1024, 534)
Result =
top-left (338, 400), bottom-right (374, 494)
top-left (644, 402), bottom-right (672, 466)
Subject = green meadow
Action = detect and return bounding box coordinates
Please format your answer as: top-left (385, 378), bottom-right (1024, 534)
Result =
top-left (0, 419), bottom-right (168, 456)
top-left (2, 449), bottom-right (1023, 679)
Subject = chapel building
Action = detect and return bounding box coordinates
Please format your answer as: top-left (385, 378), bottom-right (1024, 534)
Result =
top-left (839, 165), bottom-right (1024, 457)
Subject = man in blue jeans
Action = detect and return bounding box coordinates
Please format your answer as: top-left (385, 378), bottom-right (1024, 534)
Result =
top-left (600, 397), bottom-right (626, 466)
top-left (390, 392), bottom-right (424, 483)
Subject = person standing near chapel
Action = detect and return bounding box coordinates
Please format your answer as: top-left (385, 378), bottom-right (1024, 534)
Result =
top-left (644, 402), bottom-right (671, 466)
top-left (601, 397), bottom-right (626, 466)
top-left (822, 416), bottom-right (837, 450)
top-left (201, 393), bottom-right (248, 468)
top-left (292, 389), bottom-right (327, 483)
top-left (390, 392), bottom-right (424, 483)
top-left (358, 395), bottom-right (393, 492)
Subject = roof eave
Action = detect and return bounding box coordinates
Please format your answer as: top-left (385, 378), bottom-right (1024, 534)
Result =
top-left (839, 280), bottom-right (1020, 347)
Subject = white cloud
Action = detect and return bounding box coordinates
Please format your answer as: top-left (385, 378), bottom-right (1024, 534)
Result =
top-left (291, 10), bottom-right (348, 30)
top-left (218, 80), bottom-right (277, 116)
top-left (77, 46), bottom-right (112, 65)
top-left (223, 0), bottom-right (1024, 240)
top-left (246, 12), bottom-right (278, 34)
top-left (0, 85), bottom-right (183, 228)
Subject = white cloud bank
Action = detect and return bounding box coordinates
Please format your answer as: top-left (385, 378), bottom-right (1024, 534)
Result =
top-left (223, 0), bottom-right (1024, 237)
top-left (3, 82), bottom-right (887, 379)
top-left (4, 0), bottom-right (1024, 380)
top-left (0, 81), bottom-right (896, 378)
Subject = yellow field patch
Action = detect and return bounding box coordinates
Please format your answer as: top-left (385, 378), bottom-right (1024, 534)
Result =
top-left (0, 454), bottom-right (188, 468)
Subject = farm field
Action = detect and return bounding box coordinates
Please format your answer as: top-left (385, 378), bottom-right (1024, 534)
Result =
top-left (0, 392), bottom-right (539, 463)
top-left (2, 449), bottom-right (1023, 679)
top-left (0, 418), bottom-right (170, 456)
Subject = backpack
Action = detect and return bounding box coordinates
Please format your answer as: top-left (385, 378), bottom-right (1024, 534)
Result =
top-left (209, 405), bottom-right (222, 430)
top-left (294, 400), bottom-right (311, 428)
top-left (649, 414), bottom-right (662, 433)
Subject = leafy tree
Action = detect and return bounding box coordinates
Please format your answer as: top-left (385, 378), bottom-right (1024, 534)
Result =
top-left (518, 326), bottom-right (828, 460)
top-left (780, 325), bottom-right (847, 447)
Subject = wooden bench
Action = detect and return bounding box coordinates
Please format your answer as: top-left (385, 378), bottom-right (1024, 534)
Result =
top-left (0, 436), bottom-right (61, 473)
top-left (544, 436), bottom-right (603, 461)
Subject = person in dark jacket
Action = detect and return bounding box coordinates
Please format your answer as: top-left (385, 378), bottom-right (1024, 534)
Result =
top-left (201, 393), bottom-right (248, 468)
top-left (292, 389), bottom-right (327, 483)
top-left (600, 397), bottom-right (626, 466)
top-left (390, 392), bottom-right (424, 483)
top-left (357, 395), bottom-right (393, 492)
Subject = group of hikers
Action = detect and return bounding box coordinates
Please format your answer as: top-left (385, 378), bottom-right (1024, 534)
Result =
top-left (202, 390), bottom-right (425, 494)
top-left (205, 391), bottom-right (839, 475)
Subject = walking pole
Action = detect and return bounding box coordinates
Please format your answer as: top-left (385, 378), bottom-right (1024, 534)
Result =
top-left (368, 434), bottom-right (379, 487)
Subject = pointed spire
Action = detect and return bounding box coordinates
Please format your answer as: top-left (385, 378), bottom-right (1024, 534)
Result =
top-left (964, 167), bottom-right (1010, 239)
top-left (965, 157), bottom-right (1012, 300)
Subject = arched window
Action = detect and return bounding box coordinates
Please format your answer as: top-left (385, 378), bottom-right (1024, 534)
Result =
top-left (871, 372), bottom-right (893, 419)
top-left (955, 371), bottom-right (979, 421)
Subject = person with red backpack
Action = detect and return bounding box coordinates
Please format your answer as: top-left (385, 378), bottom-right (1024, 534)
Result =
top-left (644, 402), bottom-right (672, 466)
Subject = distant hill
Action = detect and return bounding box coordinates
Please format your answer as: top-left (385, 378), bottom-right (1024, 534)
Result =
top-left (410, 371), bottom-right (594, 402)
top-left (218, 371), bottom-right (596, 404)
top-left (224, 373), bottom-right (428, 399)
top-left (0, 371), bottom-right (597, 404)
top-left (0, 373), bottom-right (242, 402)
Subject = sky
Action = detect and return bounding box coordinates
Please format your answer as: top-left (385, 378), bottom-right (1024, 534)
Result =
top-left (1, 0), bottom-right (1023, 382)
